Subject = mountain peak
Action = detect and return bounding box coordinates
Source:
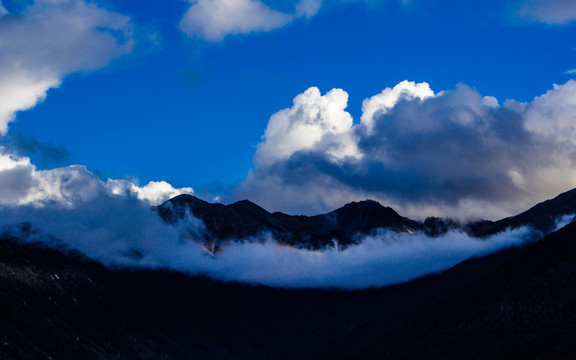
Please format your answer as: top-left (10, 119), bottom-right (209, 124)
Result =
top-left (157, 196), bottom-right (417, 248)
top-left (167, 194), bottom-right (210, 208)
top-left (228, 199), bottom-right (269, 213)
top-left (343, 199), bottom-right (383, 208)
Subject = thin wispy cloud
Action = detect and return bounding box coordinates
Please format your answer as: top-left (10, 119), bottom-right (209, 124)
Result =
top-left (0, 1), bottom-right (7, 16)
top-left (180, 0), bottom-right (322, 41)
top-left (516, 0), bottom-right (576, 24)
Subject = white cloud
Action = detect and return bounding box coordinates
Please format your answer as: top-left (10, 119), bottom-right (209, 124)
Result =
top-left (361, 80), bottom-right (436, 131)
top-left (524, 81), bottom-right (576, 146)
top-left (198, 227), bottom-right (534, 288)
top-left (180, 0), bottom-right (294, 41)
top-left (0, 0), bottom-right (133, 134)
top-left (295, 0), bottom-right (322, 18)
top-left (235, 80), bottom-right (576, 220)
top-left (0, 147), bottom-right (193, 208)
top-left (516, 0), bottom-right (576, 24)
top-left (4, 211), bottom-right (536, 289)
top-left (255, 87), bottom-right (360, 167)
top-left (180, 0), bottom-right (325, 41)
top-left (107, 179), bottom-right (194, 205)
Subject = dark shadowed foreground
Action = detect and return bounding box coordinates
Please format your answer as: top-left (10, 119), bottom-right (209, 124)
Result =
top-left (2, 220), bottom-right (576, 359)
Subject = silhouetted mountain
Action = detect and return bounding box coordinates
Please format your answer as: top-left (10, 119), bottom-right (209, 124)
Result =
top-left (156, 189), bottom-right (576, 248)
top-left (4, 189), bottom-right (576, 359)
top-left (2, 214), bottom-right (576, 359)
top-left (468, 187), bottom-right (576, 236)
top-left (156, 195), bottom-right (419, 248)
top-left (324, 220), bottom-right (576, 360)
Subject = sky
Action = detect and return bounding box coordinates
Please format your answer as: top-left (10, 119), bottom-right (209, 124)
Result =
top-left (1, 0), bottom-right (576, 220)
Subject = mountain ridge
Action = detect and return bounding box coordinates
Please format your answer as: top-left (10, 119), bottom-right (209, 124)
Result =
top-left (468, 187), bottom-right (576, 236)
top-left (155, 195), bottom-right (420, 248)
top-left (156, 187), bottom-right (576, 248)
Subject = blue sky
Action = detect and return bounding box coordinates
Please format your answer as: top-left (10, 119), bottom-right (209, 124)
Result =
top-left (1, 0), bottom-right (576, 218)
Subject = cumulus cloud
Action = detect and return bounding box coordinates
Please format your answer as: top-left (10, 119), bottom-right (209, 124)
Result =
top-left (361, 80), bottom-right (436, 131)
top-left (107, 179), bottom-right (195, 205)
top-left (235, 80), bottom-right (576, 220)
top-left (255, 87), bottom-right (360, 166)
top-left (180, 0), bottom-right (321, 41)
top-left (0, 0), bottom-right (133, 134)
top-left (0, 148), bottom-right (193, 208)
top-left (516, 0), bottom-right (576, 24)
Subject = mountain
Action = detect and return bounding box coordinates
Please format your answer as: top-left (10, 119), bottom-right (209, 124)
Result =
top-left (324, 220), bottom-right (576, 360)
top-left (155, 195), bottom-right (420, 248)
top-left (468, 187), bottom-right (576, 236)
top-left (157, 188), bottom-right (576, 248)
top-left (2, 208), bottom-right (576, 359)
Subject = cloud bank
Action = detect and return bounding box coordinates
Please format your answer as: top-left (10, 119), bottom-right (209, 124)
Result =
top-left (180, 0), bottom-right (321, 41)
top-left (235, 80), bottom-right (576, 220)
top-left (0, 0), bottom-right (133, 134)
top-left (0, 189), bottom-right (538, 290)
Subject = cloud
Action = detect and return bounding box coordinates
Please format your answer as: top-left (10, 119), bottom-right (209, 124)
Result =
top-left (361, 80), bottom-right (436, 131)
top-left (0, 147), bottom-right (193, 208)
top-left (180, 0), bottom-right (321, 41)
top-left (235, 80), bottom-right (576, 220)
top-left (0, 143), bottom-right (542, 290)
top-left (0, 0), bottom-right (133, 134)
top-left (106, 179), bottom-right (195, 205)
top-left (255, 87), bottom-right (360, 167)
top-left (1, 134), bottom-right (71, 169)
top-left (0, 143), bottom-right (547, 290)
top-left (0, 177), bottom-right (538, 290)
top-left (295, 0), bottom-right (322, 18)
top-left (516, 0), bottom-right (576, 24)
top-left (198, 227), bottom-right (535, 288)
top-left (3, 204), bottom-right (538, 289)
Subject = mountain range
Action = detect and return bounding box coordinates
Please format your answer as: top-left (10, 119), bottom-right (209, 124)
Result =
top-left (155, 195), bottom-right (420, 249)
top-left (156, 187), bottom-right (576, 248)
top-left (2, 187), bottom-right (576, 359)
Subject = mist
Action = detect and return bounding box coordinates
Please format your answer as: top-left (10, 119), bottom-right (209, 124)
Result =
top-left (0, 193), bottom-right (542, 289)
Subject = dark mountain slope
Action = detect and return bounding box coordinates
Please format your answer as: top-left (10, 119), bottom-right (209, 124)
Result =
top-left (2, 220), bottom-right (576, 359)
top-left (156, 195), bottom-right (418, 248)
top-left (326, 221), bottom-right (576, 360)
top-left (0, 234), bottom-right (425, 360)
top-left (469, 187), bottom-right (576, 236)
top-left (5, 190), bottom-right (576, 359)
